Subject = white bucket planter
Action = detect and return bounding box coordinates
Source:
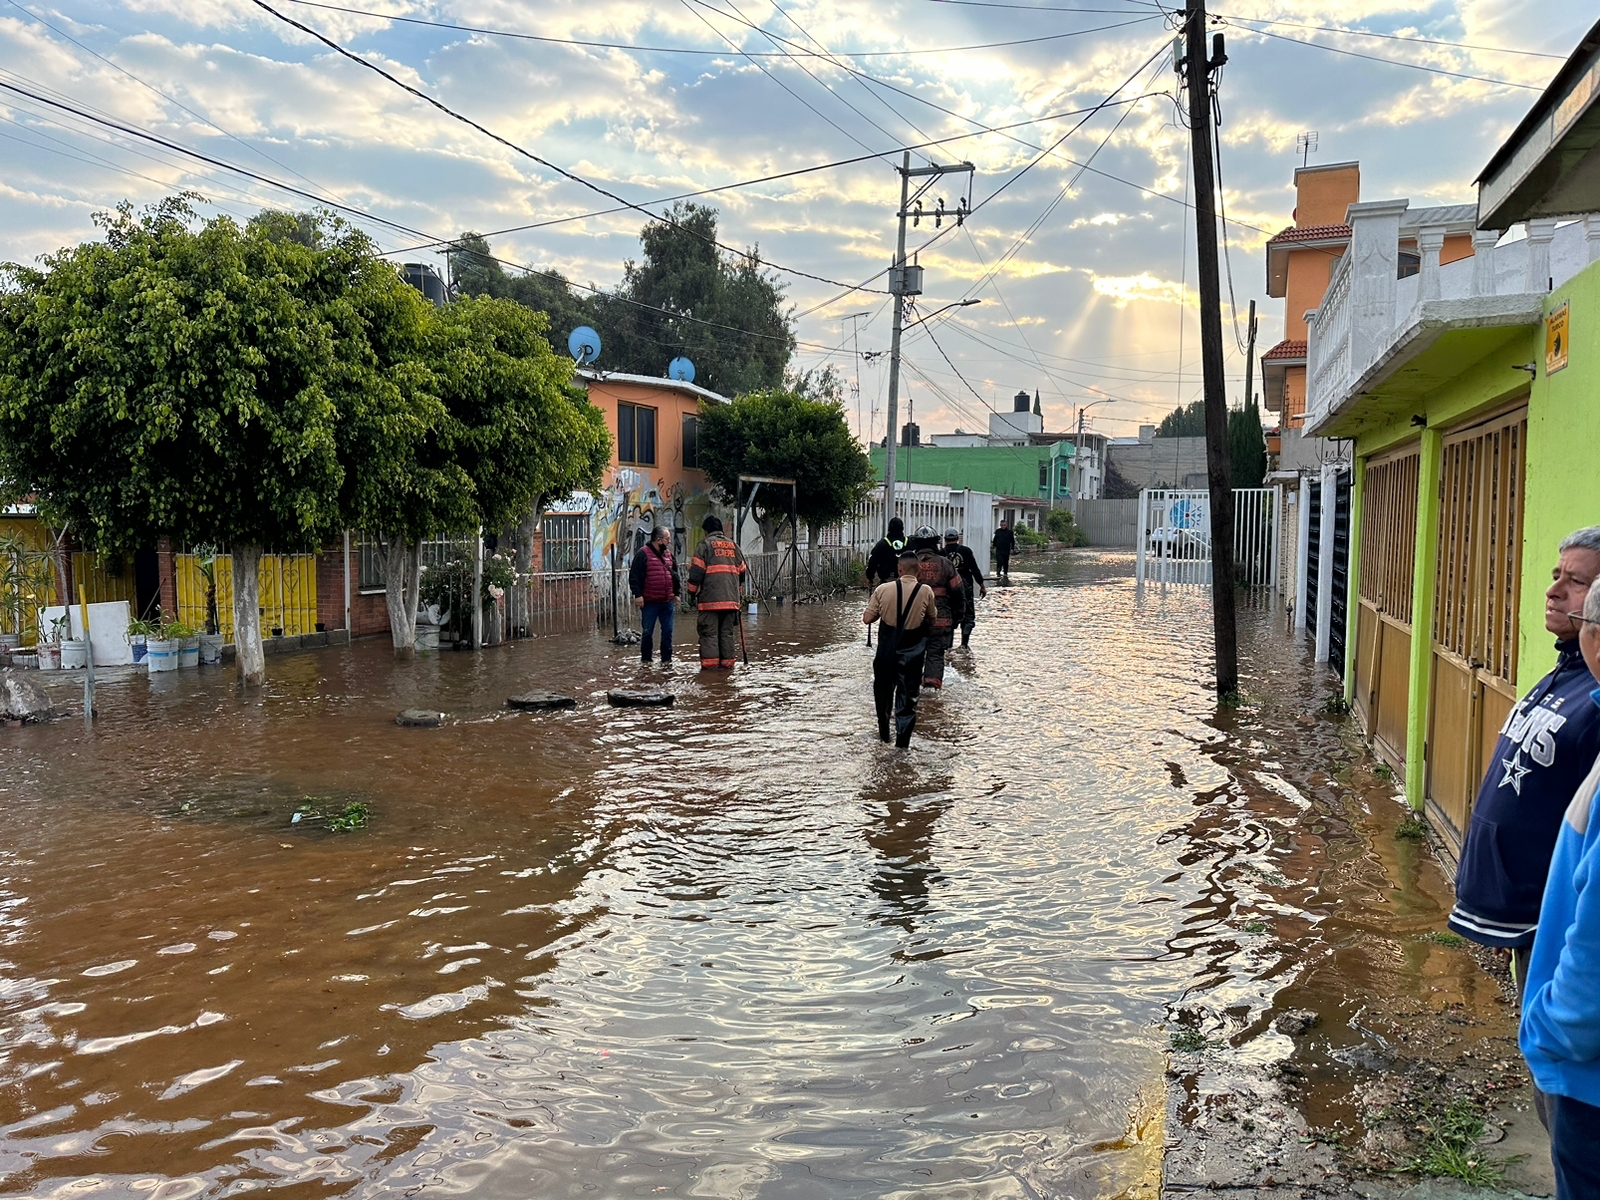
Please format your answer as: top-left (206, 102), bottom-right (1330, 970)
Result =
top-left (129, 634), bottom-right (148, 665)
top-left (60, 638), bottom-right (89, 669)
top-left (179, 637), bottom-right (200, 668)
top-left (146, 638), bottom-right (178, 673)
top-left (198, 633), bottom-right (223, 665)
top-left (37, 643), bottom-right (61, 670)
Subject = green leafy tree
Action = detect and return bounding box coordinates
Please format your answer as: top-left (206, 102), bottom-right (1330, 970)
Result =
top-left (696, 385), bottom-right (872, 553)
top-left (1157, 399), bottom-right (1207, 437)
top-left (455, 205), bottom-right (795, 395)
top-left (0, 197), bottom-right (401, 684)
top-left (342, 295), bottom-right (611, 653)
top-left (1228, 399), bottom-right (1268, 489)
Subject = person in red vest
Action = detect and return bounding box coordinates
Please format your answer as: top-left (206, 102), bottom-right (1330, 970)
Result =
top-left (628, 524), bottom-right (681, 665)
top-left (686, 515), bottom-right (747, 670)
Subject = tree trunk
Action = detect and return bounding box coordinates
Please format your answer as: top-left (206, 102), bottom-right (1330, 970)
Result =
top-left (231, 543), bottom-right (266, 687)
top-left (756, 515), bottom-right (779, 554)
top-left (377, 536), bottom-right (422, 658)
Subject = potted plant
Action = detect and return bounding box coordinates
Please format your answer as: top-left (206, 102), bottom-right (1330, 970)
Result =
top-left (164, 617), bottom-right (199, 668)
top-left (126, 614), bottom-right (156, 665)
top-left (146, 610), bottom-right (179, 673)
top-left (0, 532), bottom-right (25, 653)
top-left (36, 611), bottom-right (67, 670)
top-left (482, 553), bottom-right (515, 645)
top-left (193, 545), bottom-right (225, 665)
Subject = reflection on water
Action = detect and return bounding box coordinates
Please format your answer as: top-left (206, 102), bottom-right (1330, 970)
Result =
top-left (1, 555), bottom-right (1268, 1196)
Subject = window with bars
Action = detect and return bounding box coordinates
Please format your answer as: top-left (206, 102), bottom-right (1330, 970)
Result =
top-left (542, 513), bottom-right (591, 573)
top-left (682, 413), bottom-right (700, 469)
top-left (618, 403), bottom-right (657, 466)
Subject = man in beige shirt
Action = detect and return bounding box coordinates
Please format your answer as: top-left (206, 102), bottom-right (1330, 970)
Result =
top-left (863, 553), bottom-right (935, 746)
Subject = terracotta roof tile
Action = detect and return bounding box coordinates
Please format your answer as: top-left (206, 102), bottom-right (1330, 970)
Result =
top-left (1265, 223), bottom-right (1351, 245)
top-left (1262, 339), bottom-right (1307, 361)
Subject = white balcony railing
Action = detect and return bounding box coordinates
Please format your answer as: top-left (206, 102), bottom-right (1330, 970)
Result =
top-left (1303, 206), bottom-right (1600, 432)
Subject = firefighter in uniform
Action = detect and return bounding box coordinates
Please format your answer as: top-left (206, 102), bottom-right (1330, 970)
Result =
top-left (686, 515), bottom-right (747, 670)
top-left (908, 525), bottom-right (962, 689)
top-left (942, 527), bottom-right (987, 648)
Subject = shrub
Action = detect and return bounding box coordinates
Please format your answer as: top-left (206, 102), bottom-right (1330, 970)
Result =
top-left (1045, 508), bottom-right (1090, 547)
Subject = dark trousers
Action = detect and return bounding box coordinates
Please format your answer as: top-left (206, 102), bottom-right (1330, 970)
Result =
top-left (1535, 1087), bottom-right (1600, 1199)
top-left (873, 636), bottom-right (925, 747)
top-left (922, 628), bottom-right (953, 688)
top-left (640, 600), bottom-right (675, 662)
top-left (996, 551), bottom-right (1011, 578)
top-left (697, 609), bottom-right (739, 669)
top-left (958, 595), bottom-right (976, 646)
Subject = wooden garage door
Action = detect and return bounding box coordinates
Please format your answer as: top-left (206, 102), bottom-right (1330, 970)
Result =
top-left (1427, 404), bottom-right (1527, 850)
top-left (1353, 446), bottom-right (1420, 772)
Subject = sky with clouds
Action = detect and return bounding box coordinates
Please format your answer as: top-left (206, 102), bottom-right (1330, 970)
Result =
top-left (0, 0), bottom-right (1591, 443)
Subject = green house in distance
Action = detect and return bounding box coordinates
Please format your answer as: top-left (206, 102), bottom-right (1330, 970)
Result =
top-left (868, 444), bottom-right (1074, 506)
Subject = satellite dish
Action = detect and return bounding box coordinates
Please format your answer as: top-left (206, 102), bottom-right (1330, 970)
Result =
top-left (568, 326), bottom-right (602, 365)
top-left (667, 356), bottom-right (696, 383)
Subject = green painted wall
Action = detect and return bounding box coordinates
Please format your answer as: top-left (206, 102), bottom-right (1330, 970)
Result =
top-left (1520, 258), bottom-right (1600, 689)
top-left (869, 444), bottom-right (1063, 498)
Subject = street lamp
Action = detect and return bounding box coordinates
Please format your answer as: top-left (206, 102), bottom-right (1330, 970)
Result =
top-left (903, 298), bottom-right (980, 331)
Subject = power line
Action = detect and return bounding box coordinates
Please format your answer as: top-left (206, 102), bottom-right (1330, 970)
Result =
top-left (281, 0), bottom-right (1159, 58)
top-left (1222, 21), bottom-right (1546, 90)
top-left (249, 0), bottom-right (889, 294)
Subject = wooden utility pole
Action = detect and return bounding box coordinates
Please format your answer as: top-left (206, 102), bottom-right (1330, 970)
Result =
top-left (1183, 0), bottom-right (1238, 695)
top-left (1242, 298), bottom-right (1257, 410)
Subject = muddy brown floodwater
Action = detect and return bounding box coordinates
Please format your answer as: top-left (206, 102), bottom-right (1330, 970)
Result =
top-left (0, 553), bottom-right (1515, 1199)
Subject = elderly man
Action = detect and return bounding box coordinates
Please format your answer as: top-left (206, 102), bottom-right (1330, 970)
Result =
top-left (1520, 575), bottom-right (1600, 1198)
top-left (1450, 527), bottom-right (1600, 996)
top-left (628, 524), bottom-right (680, 665)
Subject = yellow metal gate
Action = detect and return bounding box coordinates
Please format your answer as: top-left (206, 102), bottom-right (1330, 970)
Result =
top-left (1426, 404), bottom-right (1527, 847)
top-left (175, 552), bottom-right (318, 640)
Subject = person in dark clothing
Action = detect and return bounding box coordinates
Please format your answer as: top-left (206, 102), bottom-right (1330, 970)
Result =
top-left (992, 521), bottom-right (1016, 583)
top-left (943, 527), bottom-right (987, 648)
top-left (628, 524), bottom-right (680, 664)
top-left (908, 525), bottom-right (962, 689)
top-left (1451, 527), bottom-right (1600, 1000)
top-left (866, 517), bottom-right (907, 587)
top-left (863, 552), bottom-right (935, 746)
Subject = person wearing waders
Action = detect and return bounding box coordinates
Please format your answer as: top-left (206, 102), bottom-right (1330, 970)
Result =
top-left (908, 525), bottom-right (962, 690)
top-left (863, 552), bottom-right (935, 746)
top-left (629, 523), bottom-right (681, 665)
top-left (1519, 576), bottom-right (1600, 1198)
top-left (866, 517), bottom-right (908, 587)
top-left (686, 514), bottom-right (747, 671)
top-left (943, 527), bottom-right (987, 649)
top-left (992, 520), bottom-right (1016, 584)
top-left (1450, 527), bottom-right (1600, 1003)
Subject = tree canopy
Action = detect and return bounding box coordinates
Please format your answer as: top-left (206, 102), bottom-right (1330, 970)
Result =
top-left (453, 203), bottom-right (794, 396)
top-left (1228, 398), bottom-right (1267, 489)
top-left (1157, 399), bottom-right (1207, 438)
top-left (696, 378), bottom-right (872, 549)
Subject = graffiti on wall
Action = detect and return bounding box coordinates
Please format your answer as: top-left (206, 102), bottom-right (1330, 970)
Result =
top-left (587, 469), bottom-right (715, 572)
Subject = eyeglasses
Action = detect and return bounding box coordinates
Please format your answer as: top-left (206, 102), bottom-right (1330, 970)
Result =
top-left (1564, 613), bottom-right (1600, 628)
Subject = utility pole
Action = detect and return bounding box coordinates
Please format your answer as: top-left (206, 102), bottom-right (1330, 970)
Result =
top-left (843, 311), bottom-right (869, 446)
top-left (1242, 297), bottom-right (1257, 410)
top-left (1182, 0), bottom-right (1238, 695)
top-left (882, 152), bottom-right (974, 537)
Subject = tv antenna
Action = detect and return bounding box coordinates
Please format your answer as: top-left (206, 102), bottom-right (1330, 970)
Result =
top-left (1295, 131), bottom-right (1318, 169)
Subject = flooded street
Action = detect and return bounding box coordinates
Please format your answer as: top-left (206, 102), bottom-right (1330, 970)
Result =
top-left (0, 553), bottom-right (1469, 1198)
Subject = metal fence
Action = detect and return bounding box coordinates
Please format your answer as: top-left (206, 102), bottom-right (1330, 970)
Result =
top-left (1065, 499), bottom-right (1140, 547)
top-left (174, 551), bottom-right (319, 638)
top-left (1135, 487), bottom-right (1282, 591)
top-left (844, 485), bottom-right (995, 554)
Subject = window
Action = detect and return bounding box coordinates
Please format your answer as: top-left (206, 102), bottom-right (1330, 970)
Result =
top-left (1038, 462), bottom-right (1048, 489)
top-left (357, 536), bottom-right (384, 590)
top-left (542, 513), bottom-right (591, 573)
top-left (1397, 251), bottom-right (1421, 280)
top-left (618, 402), bottom-right (657, 466)
top-left (682, 413), bottom-right (700, 469)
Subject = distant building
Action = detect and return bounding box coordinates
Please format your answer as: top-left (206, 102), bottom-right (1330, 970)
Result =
top-left (1104, 425), bottom-right (1208, 492)
top-left (869, 442), bottom-right (1073, 532)
top-left (400, 263), bottom-right (447, 306)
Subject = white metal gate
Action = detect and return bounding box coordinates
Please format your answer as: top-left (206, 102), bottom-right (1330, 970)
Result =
top-left (1135, 487), bottom-right (1281, 591)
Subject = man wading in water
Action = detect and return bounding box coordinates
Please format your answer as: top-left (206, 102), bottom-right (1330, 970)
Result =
top-left (686, 515), bottom-right (747, 670)
top-left (863, 552), bottom-right (934, 746)
top-left (908, 525), bottom-right (962, 690)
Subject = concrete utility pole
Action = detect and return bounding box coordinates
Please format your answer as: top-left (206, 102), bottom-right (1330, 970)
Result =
top-left (1181, 0), bottom-right (1238, 695)
top-left (882, 152), bottom-right (974, 537)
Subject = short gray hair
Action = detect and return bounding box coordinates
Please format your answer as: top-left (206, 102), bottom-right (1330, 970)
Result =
top-left (1586, 578), bottom-right (1600, 624)
top-left (1560, 526), bottom-right (1600, 556)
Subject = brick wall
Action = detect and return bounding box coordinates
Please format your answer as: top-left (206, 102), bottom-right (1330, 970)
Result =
top-left (314, 539), bottom-right (391, 640)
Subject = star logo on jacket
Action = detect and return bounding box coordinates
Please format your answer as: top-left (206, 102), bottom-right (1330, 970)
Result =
top-left (1499, 750), bottom-right (1532, 795)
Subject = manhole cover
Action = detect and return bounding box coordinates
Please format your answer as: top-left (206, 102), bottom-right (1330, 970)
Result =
top-left (607, 690), bottom-right (675, 708)
top-left (508, 692), bottom-right (576, 711)
top-left (396, 708), bottom-right (446, 727)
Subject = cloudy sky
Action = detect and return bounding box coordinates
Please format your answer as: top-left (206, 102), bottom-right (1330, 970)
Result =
top-left (0, 0), bottom-right (1589, 442)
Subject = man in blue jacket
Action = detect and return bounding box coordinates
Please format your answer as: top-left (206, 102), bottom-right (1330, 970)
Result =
top-left (1450, 528), bottom-right (1600, 996)
top-left (1521, 575), bottom-right (1600, 1198)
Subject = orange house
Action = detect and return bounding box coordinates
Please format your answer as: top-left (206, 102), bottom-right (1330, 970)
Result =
top-left (1263, 162), bottom-right (1478, 432)
top-left (570, 371), bottom-right (731, 570)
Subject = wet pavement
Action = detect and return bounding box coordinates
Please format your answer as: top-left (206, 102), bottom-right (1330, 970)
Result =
top-left (0, 553), bottom-right (1539, 1197)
